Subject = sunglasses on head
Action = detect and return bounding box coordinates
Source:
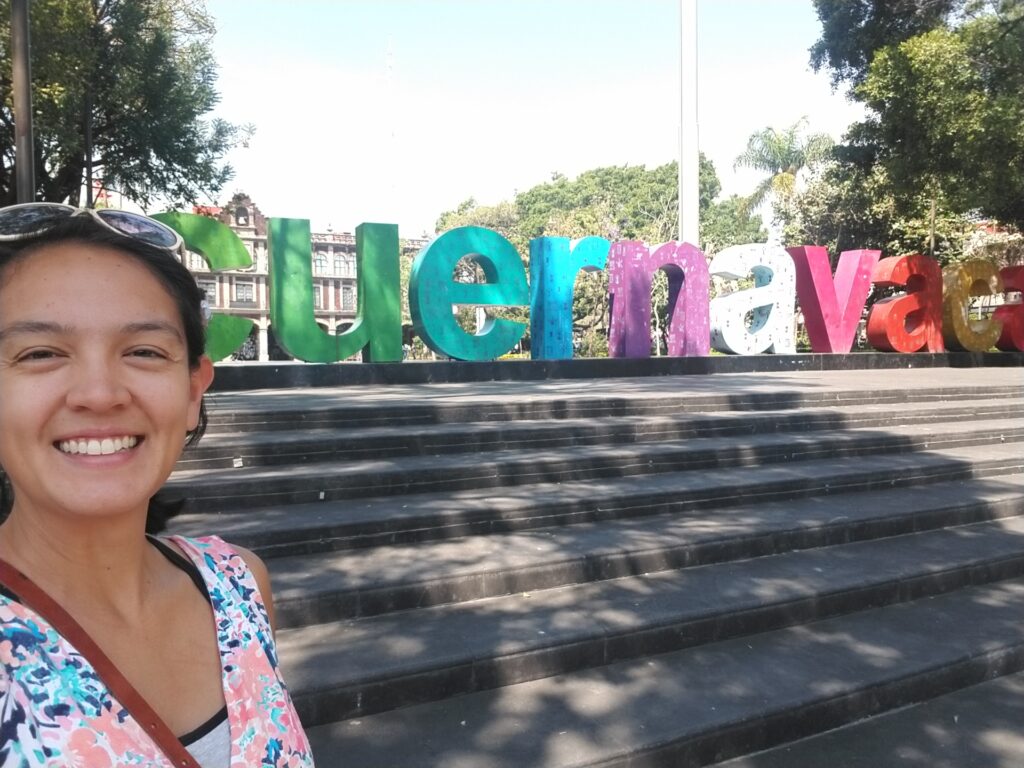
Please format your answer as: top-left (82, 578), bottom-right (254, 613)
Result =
top-left (0, 203), bottom-right (183, 253)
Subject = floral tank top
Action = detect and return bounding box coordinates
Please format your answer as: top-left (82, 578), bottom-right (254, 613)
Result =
top-left (0, 535), bottom-right (315, 767)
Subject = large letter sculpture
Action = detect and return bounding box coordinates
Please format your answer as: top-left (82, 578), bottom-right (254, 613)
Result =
top-left (268, 218), bottom-right (401, 362)
top-left (709, 244), bottom-right (796, 355)
top-left (866, 254), bottom-right (944, 353)
top-left (152, 211), bottom-right (254, 362)
top-left (529, 236), bottom-right (609, 360)
top-left (788, 246), bottom-right (880, 353)
top-left (409, 226), bottom-right (528, 361)
top-left (607, 241), bottom-right (710, 358)
top-left (942, 259), bottom-right (1004, 352)
top-left (995, 266), bottom-right (1024, 352)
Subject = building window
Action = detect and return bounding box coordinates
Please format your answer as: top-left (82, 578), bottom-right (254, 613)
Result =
top-left (186, 251), bottom-right (207, 272)
top-left (313, 285), bottom-right (322, 309)
top-left (234, 281), bottom-right (254, 303)
top-left (198, 280), bottom-right (217, 306)
top-left (342, 285), bottom-right (355, 311)
top-left (251, 240), bottom-right (264, 270)
top-left (333, 255), bottom-right (344, 276)
top-left (313, 249), bottom-right (328, 274)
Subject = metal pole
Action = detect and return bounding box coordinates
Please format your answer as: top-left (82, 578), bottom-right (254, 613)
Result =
top-left (678, 0), bottom-right (699, 245)
top-left (85, 83), bottom-right (93, 207)
top-left (11, 0), bottom-right (35, 203)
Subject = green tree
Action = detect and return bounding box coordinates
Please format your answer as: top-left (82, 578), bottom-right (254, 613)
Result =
top-left (0, 0), bottom-right (246, 207)
top-left (782, 160), bottom-right (974, 264)
top-left (734, 118), bottom-right (834, 219)
top-left (809, 0), bottom-right (1024, 233)
top-left (702, 194), bottom-right (768, 256)
top-left (517, 160), bottom-right (718, 240)
top-left (810, 0), bottom-right (961, 90)
top-left (857, 18), bottom-right (1024, 230)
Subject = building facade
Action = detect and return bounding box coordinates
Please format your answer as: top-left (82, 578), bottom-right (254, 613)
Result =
top-left (188, 197), bottom-right (428, 361)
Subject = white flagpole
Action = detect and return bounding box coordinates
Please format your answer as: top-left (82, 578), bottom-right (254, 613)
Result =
top-left (679, 0), bottom-right (699, 245)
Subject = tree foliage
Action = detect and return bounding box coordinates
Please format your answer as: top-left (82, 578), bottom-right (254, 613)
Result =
top-left (857, 17), bottom-right (1024, 229)
top-left (810, 0), bottom-right (961, 90)
top-left (0, 0), bottom-right (245, 207)
top-left (703, 194), bottom-right (771, 256)
top-left (809, 0), bottom-right (1024, 233)
top-left (782, 161), bottom-right (975, 265)
top-left (436, 198), bottom-right (523, 252)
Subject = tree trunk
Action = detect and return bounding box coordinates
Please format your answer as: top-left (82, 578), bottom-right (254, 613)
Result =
top-left (929, 197), bottom-right (937, 258)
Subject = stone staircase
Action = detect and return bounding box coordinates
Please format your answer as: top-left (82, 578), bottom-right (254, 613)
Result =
top-left (167, 366), bottom-right (1024, 767)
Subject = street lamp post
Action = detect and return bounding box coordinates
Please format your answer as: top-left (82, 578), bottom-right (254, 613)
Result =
top-left (679, 0), bottom-right (699, 245)
top-left (11, 0), bottom-right (35, 203)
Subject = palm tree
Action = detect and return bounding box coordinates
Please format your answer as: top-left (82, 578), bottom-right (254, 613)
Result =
top-left (735, 118), bottom-right (834, 213)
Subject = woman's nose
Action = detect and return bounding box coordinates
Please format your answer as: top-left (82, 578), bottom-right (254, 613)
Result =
top-left (64, 360), bottom-right (131, 411)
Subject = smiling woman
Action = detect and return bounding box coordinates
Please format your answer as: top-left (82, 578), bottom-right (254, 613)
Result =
top-left (0, 212), bottom-right (314, 768)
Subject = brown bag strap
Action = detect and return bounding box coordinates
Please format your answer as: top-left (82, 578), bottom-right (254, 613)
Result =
top-left (0, 558), bottom-right (202, 768)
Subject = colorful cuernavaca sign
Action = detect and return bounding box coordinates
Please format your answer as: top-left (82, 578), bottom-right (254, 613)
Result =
top-left (156, 212), bottom-right (1024, 363)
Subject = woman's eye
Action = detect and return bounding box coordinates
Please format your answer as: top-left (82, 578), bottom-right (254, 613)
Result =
top-left (129, 348), bottom-right (167, 359)
top-left (17, 349), bottom-right (58, 362)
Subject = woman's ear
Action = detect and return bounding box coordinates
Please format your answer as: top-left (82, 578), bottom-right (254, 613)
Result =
top-left (187, 356), bottom-right (215, 430)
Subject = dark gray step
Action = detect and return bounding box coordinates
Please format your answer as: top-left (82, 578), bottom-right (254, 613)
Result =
top-left (713, 670), bottom-right (1024, 767)
top-left (168, 442), bottom-right (1024, 554)
top-left (264, 474), bottom-right (1024, 625)
top-left (166, 419), bottom-right (1024, 511)
top-left (302, 577), bottom-right (1024, 768)
top-left (178, 397), bottom-right (1024, 470)
top-left (282, 515), bottom-right (1024, 725)
top-left (202, 383), bottom-right (1024, 434)
top-left (210, 353), bottom-right (1024, 392)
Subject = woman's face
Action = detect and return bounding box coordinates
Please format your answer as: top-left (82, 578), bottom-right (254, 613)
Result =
top-left (0, 242), bottom-right (213, 523)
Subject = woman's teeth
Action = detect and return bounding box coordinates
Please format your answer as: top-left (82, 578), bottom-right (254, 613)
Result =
top-left (59, 436), bottom-right (139, 456)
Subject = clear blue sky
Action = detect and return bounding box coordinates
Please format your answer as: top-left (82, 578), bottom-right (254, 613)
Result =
top-left (205, 1), bottom-right (862, 236)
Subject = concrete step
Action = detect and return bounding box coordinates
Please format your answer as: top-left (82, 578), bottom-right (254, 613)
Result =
top-left (208, 354), bottom-right (1024, 392)
top-left (166, 418), bottom-right (1024, 512)
top-left (167, 442), bottom-right (1024, 554)
top-left (262, 474), bottom-right (1024, 627)
top-left (281, 514), bottom-right (1024, 725)
top-left (177, 396), bottom-right (1024, 470)
top-left (201, 381), bottom-right (1024, 434)
top-left (302, 576), bottom-right (1024, 767)
top-left (713, 670), bottom-right (1024, 767)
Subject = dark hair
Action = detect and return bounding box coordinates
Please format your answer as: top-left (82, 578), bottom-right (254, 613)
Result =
top-left (0, 215), bottom-right (209, 531)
